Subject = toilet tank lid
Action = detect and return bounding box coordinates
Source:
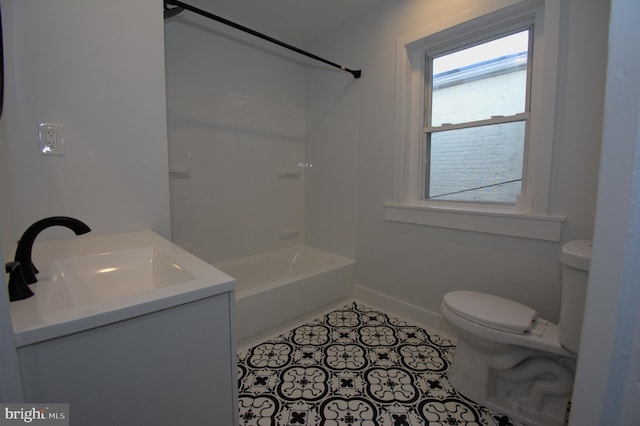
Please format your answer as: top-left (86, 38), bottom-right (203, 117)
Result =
top-left (560, 240), bottom-right (592, 271)
top-left (443, 291), bottom-right (537, 334)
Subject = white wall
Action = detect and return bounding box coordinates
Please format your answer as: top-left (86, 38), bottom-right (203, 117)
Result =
top-left (305, 0), bottom-right (608, 322)
top-left (0, 0), bottom-right (171, 246)
top-left (570, 0), bottom-right (640, 422)
top-left (164, 12), bottom-right (307, 263)
top-left (0, 0), bottom-right (171, 402)
top-left (0, 120), bottom-right (23, 401)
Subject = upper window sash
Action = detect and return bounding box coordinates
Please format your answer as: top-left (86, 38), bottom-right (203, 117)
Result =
top-left (424, 24), bottom-right (534, 128)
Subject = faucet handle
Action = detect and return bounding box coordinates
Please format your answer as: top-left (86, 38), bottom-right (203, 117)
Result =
top-left (5, 261), bottom-right (35, 301)
top-left (5, 261), bottom-right (20, 273)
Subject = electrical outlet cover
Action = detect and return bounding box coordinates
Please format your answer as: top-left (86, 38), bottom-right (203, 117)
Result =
top-left (38, 123), bottom-right (64, 155)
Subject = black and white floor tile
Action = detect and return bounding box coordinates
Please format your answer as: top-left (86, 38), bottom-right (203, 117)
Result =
top-left (237, 302), bottom-right (524, 425)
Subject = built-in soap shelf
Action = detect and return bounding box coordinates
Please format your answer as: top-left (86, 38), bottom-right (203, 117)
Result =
top-left (169, 168), bottom-right (191, 179)
top-left (277, 162), bottom-right (312, 179)
top-left (277, 170), bottom-right (302, 179)
top-left (279, 229), bottom-right (299, 240)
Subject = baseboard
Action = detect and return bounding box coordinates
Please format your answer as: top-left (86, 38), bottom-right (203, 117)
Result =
top-left (238, 288), bottom-right (458, 350)
top-left (237, 297), bottom-right (354, 351)
top-left (353, 285), bottom-right (456, 339)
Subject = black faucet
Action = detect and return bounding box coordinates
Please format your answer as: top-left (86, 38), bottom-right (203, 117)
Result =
top-left (6, 216), bottom-right (91, 301)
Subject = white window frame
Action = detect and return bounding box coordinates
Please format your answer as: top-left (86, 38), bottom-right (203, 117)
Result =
top-left (424, 25), bottom-right (533, 203)
top-left (386, 0), bottom-right (565, 241)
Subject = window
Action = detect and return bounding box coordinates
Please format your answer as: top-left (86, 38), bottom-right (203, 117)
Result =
top-left (387, 1), bottom-right (565, 241)
top-left (425, 29), bottom-right (531, 204)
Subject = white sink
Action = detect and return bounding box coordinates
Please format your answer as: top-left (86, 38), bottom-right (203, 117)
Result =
top-left (49, 247), bottom-right (196, 308)
top-left (9, 231), bottom-right (235, 347)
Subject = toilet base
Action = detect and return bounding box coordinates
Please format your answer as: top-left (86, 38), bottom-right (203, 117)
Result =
top-left (449, 340), bottom-right (573, 426)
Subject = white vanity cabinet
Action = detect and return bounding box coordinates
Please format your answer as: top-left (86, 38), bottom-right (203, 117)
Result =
top-left (10, 231), bottom-right (238, 426)
top-left (18, 291), bottom-right (237, 426)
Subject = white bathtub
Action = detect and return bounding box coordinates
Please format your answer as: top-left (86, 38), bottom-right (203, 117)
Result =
top-left (214, 246), bottom-right (355, 345)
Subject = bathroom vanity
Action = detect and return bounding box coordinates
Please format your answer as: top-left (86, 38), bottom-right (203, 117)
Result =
top-left (9, 231), bottom-right (237, 426)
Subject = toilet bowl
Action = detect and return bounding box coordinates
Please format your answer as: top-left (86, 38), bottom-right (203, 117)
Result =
top-left (441, 240), bottom-right (592, 426)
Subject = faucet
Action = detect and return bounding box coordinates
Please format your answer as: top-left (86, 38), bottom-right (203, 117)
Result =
top-left (6, 216), bottom-right (91, 301)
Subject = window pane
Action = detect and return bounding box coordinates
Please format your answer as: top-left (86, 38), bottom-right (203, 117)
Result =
top-left (430, 30), bottom-right (529, 127)
top-left (426, 121), bottom-right (525, 203)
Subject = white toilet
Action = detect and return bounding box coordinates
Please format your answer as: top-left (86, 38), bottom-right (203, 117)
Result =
top-left (440, 240), bottom-right (592, 426)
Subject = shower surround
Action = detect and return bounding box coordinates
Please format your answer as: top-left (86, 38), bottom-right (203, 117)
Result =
top-left (167, 81), bottom-right (306, 263)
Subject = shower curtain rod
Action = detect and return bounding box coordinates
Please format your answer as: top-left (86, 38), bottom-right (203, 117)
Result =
top-left (164, 0), bottom-right (362, 79)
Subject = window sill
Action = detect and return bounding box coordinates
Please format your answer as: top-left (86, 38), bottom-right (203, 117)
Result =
top-left (384, 202), bottom-right (565, 241)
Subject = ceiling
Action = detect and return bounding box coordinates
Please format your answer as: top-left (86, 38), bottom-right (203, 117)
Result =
top-left (181, 0), bottom-right (385, 45)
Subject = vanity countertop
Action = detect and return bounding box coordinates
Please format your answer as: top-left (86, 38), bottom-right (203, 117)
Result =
top-left (9, 231), bottom-right (235, 347)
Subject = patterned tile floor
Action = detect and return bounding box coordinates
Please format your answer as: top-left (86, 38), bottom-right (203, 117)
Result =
top-left (237, 302), bottom-right (525, 425)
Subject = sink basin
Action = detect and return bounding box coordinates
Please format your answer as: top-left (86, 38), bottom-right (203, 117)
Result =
top-left (9, 231), bottom-right (235, 347)
top-left (50, 247), bottom-right (196, 308)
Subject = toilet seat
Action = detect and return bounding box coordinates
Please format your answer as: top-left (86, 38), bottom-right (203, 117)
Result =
top-left (443, 291), bottom-right (537, 334)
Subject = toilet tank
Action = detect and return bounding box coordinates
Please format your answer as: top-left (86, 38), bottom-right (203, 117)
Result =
top-left (558, 240), bottom-right (592, 353)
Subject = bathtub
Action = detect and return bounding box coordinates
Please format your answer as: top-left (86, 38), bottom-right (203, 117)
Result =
top-left (214, 246), bottom-right (355, 345)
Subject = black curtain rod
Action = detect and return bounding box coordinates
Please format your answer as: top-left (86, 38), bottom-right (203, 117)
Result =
top-left (164, 0), bottom-right (362, 79)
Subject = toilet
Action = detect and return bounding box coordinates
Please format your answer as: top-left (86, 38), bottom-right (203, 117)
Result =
top-left (440, 240), bottom-right (592, 426)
